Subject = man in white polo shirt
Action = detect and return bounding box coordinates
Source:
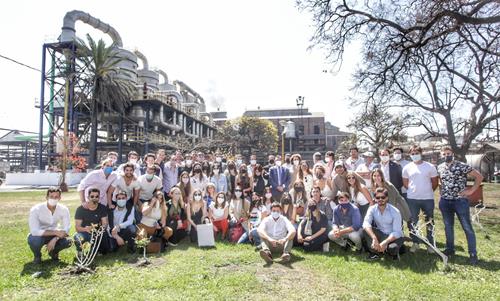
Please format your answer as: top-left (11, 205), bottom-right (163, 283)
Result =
top-left (28, 187), bottom-right (71, 264)
top-left (402, 145), bottom-right (439, 253)
top-left (257, 202), bottom-right (296, 264)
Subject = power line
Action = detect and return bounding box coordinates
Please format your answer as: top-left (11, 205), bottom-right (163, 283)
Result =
top-left (0, 53), bottom-right (40, 72)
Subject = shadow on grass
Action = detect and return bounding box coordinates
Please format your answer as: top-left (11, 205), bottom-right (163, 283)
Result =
top-left (20, 260), bottom-right (69, 279)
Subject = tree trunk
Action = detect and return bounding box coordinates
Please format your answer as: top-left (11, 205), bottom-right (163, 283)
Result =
top-left (89, 98), bottom-right (98, 167)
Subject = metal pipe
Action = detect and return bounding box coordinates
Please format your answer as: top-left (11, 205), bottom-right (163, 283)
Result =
top-left (38, 44), bottom-right (47, 170)
top-left (159, 105), bottom-right (182, 132)
top-left (156, 69), bottom-right (169, 84)
top-left (134, 49), bottom-right (149, 70)
top-left (60, 10), bottom-right (123, 47)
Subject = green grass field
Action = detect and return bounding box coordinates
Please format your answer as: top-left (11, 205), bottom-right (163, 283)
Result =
top-left (0, 185), bottom-right (499, 300)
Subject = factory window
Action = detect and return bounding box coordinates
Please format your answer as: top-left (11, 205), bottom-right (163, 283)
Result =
top-left (314, 125), bottom-right (320, 135)
top-left (298, 125), bottom-right (304, 135)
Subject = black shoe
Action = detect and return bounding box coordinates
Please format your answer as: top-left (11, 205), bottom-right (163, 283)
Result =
top-left (469, 255), bottom-right (479, 266)
top-left (443, 249), bottom-right (455, 256)
top-left (32, 257), bottom-right (42, 264)
top-left (367, 253), bottom-right (380, 260)
top-left (48, 250), bottom-right (59, 261)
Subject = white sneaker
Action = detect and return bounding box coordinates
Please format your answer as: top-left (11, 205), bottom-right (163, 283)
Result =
top-left (410, 243), bottom-right (420, 253)
top-left (427, 245), bottom-right (435, 254)
top-left (167, 241), bottom-right (178, 247)
top-left (322, 242), bottom-right (330, 253)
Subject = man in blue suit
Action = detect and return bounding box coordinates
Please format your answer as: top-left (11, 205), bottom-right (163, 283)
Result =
top-left (268, 155), bottom-right (291, 201)
top-left (379, 149), bottom-right (403, 194)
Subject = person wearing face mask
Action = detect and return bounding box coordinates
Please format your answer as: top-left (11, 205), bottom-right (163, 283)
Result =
top-left (263, 154), bottom-right (276, 173)
top-left (328, 191), bottom-right (363, 252)
top-left (165, 187), bottom-right (188, 245)
top-left (312, 152), bottom-right (324, 167)
top-left (311, 185), bottom-right (334, 225)
top-left (107, 163), bottom-right (141, 222)
top-left (247, 154), bottom-right (258, 177)
top-left (363, 187), bottom-right (404, 260)
top-left (201, 161), bottom-right (212, 177)
top-left (138, 165), bottom-right (163, 209)
top-left (177, 154), bottom-right (193, 175)
top-left (437, 146), bottom-right (483, 265)
top-left (187, 189), bottom-right (208, 244)
top-left (392, 147), bottom-right (410, 169)
top-left (210, 162), bottom-right (228, 193)
top-left (224, 160), bottom-right (238, 195)
top-left (209, 192), bottom-right (230, 240)
top-left (78, 159), bottom-right (117, 209)
top-left (282, 153), bottom-right (293, 170)
top-left (288, 154), bottom-right (302, 188)
top-left (290, 180), bottom-right (308, 226)
top-left (313, 164), bottom-right (335, 201)
top-left (116, 151), bottom-right (142, 178)
top-left (269, 155), bottom-right (291, 200)
top-left (378, 148), bottom-right (404, 195)
top-left (137, 191), bottom-right (174, 247)
top-left (263, 187), bottom-right (274, 212)
top-left (235, 154), bottom-right (244, 169)
top-left (297, 200), bottom-right (329, 252)
top-left (74, 188), bottom-right (111, 255)
top-left (252, 164), bottom-right (267, 196)
top-left (229, 186), bottom-right (251, 232)
top-left (177, 171), bottom-right (193, 203)
top-left (238, 192), bottom-right (268, 247)
top-left (109, 190), bottom-right (136, 253)
top-left (402, 145), bottom-right (439, 254)
top-left (297, 160), bottom-right (314, 196)
top-left (236, 164), bottom-right (253, 197)
top-left (258, 202), bottom-right (296, 263)
top-left (28, 187), bottom-right (71, 264)
top-left (190, 162), bottom-right (209, 193)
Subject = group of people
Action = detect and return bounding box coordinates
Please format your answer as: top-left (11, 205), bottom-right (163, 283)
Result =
top-left (27, 145), bottom-right (482, 265)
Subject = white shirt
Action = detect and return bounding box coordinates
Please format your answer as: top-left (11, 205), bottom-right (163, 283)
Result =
top-left (190, 175), bottom-right (209, 193)
top-left (380, 162), bottom-right (391, 182)
top-left (349, 186), bottom-right (370, 206)
top-left (210, 203), bottom-right (228, 219)
top-left (113, 207), bottom-right (135, 229)
top-left (141, 202), bottom-right (162, 227)
top-left (356, 162), bottom-right (377, 188)
top-left (138, 175), bottom-right (163, 200)
top-left (345, 157), bottom-right (364, 171)
top-left (29, 202), bottom-right (71, 236)
top-left (111, 176), bottom-right (140, 201)
top-left (258, 214), bottom-right (295, 240)
top-left (402, 161), bottom-right (438, 200)
top-left (77, 169), bottom-right (117, 205)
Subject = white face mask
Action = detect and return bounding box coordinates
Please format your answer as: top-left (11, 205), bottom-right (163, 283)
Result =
top-left (293, 160), bottom-right (300, 166)
top-left (235, 191), bottom-right (242, 198)
top-left (213, 169), bottom-right (219, 175)
top-left (129, 159), bottom-right (137, 164)
top-left (186, 160), bottom-right (192, 166)
top-left (47, 198), bottom-right (58, 207)
top-left (393, 153), bottom-right (402, 161)
top-left (182, 178), bottom-right (190, 184)
top-left (116, 199), bottom-right (127, 208)
top-left (271, 211), bottom-right (280, 219)
top-left (250, 159), bottom-right (257, 165)
top-left (275, 161), bottom-right (282, 166)
top-left (410, 154), bottom-right (422, 162)
top-left (380, 156), bottom-right (390, 163)
top-left (217, 197), bottom-right (225, 204)
top-left (216, 157), bottom-right (222, 162)
top-left (237, 159), bottom-right (243, 165)
top-left (265, 193), bottom-right (272, 199)
top-left (194, 195), bottom-right (202, 201)
top-left (325, 157), bottom-right (331, 163)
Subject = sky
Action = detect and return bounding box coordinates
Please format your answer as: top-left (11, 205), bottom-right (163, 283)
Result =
top-left (0, 0), bottom-right (362, 135)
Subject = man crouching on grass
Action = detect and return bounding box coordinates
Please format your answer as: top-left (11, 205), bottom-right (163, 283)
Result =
top-left (28, 187), bottom-right (71, 264)
top-left (257, 202), bottom-right (296, 264)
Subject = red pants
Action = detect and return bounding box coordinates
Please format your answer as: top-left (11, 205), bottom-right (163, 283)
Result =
top-left (212, 219), bottom-right (229, 237)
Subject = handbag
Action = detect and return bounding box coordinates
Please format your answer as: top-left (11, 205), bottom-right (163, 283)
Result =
top-left (229, 223), bottom-right (245, 243)
top-left (197, 223), bottom-right (215, 247)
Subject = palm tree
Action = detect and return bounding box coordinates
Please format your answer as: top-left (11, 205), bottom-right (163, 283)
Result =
top-left (77, 34), bottom-right (135, 166)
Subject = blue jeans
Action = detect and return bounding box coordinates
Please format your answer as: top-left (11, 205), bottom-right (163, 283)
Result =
top-left (407, 198), bottom-right (435, 244)
top-left (237, 228), bottom-right (261, 246)
top-left (27, 234), bottom-right (71, 258)
top-left (439, 197), bottom-right (477, 256)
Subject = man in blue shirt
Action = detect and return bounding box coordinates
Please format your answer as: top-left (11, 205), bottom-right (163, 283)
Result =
top-left (363, 187), bottom-right (404, 260)
top-left (328, 191), bottom-right (363, 251)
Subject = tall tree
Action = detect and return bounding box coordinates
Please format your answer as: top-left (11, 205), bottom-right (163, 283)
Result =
top-left (216, 117), bottom-right (279, 155)
top-left (298, 0), bottom-right (500, 160)
top-left (348, 101), bottom-right (410, 155)
top-left (77, 34), bottom-right (135, 166)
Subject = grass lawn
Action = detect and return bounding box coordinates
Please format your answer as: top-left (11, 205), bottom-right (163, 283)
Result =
top-left (0, 185), bottom-right (499, 300)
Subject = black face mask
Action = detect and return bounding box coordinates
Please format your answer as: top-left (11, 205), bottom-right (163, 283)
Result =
top-left (222, 159), bottom-right (227, 163)
top-left (308, 205), bottom-right (317, 212)
top-left (295, 187), bottom-right (304, 192)
top-left (194, 169), bottom-right (202, 173)
top-left (269, 159), bottom-right (275, 165)
top-left (282, 198), bottom-right (291, 205)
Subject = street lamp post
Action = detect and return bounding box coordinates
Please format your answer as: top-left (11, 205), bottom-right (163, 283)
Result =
top-left (296, 96), bottom-right (304, 152)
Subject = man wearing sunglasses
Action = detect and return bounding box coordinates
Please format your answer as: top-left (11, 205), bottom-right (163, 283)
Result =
top-left (363, 187), bottom-right (404, 260)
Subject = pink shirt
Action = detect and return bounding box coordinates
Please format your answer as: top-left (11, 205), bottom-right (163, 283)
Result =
top-left (77, 169), bottom-right (117, 205)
